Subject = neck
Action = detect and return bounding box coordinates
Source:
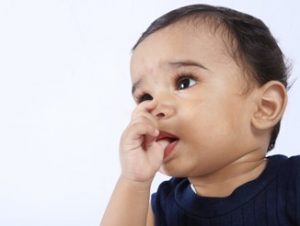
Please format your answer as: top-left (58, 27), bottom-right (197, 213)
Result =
top-left (188, 154), bottom-right (267, 197)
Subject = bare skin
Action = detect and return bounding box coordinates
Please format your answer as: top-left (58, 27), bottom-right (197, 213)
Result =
top-left (100, 21), bottom-right (286, 226)
top-left (189, 154), bottom-right (268, 197)
top-left (101, 101), bottom-right (167, 226)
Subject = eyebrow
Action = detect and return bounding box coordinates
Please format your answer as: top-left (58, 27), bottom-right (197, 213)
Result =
top-left (131, 60), bottom-right (208, 95)
top-left (168, 60), bottom-right (208, 70)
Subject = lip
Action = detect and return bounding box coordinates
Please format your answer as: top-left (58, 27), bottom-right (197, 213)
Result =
top-left (156, 131), bottom-right (177, 140)
top-left (156, 131), bottom-right (179, 160)
top-left (163, 139), bottom-right (178, 160)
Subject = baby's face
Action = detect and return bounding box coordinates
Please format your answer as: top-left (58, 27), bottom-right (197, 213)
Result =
top-left (130, 22), bottom-right (259, 177)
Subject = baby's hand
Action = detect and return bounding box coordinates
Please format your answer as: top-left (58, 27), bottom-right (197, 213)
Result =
top-left (119, 100), bottom-right (168, 183)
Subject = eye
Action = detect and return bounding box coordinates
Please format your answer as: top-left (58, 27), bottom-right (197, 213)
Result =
top-left (176, 75), bottom-right (197, 90)
top-left (137, 93), bottom-right (153, 103)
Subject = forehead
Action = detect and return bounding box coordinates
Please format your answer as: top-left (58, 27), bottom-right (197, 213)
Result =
top-left (130, 21), bottom-right (236, 81)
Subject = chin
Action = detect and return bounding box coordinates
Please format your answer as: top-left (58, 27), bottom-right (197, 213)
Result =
top-left (159, 164), bottom-right (189, 178)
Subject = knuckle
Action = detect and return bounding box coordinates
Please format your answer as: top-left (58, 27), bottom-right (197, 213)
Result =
top-left (131, 115), bottom-right (152, 125)
top-left (131, 101), bottom-right (153, 117)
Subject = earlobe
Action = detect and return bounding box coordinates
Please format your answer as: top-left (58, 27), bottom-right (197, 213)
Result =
top-left (251, 81), bottom-right (287, 130)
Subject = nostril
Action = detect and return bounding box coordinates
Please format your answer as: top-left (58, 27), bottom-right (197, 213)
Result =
top-left (156, 112), bottom-right (165, 118)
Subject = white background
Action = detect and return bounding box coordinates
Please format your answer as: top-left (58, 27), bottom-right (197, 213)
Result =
top-left (0, 0), bottom-right (299, 225)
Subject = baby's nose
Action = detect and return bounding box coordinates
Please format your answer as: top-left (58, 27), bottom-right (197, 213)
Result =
top-left (151, 101), bottom-right (176, 120)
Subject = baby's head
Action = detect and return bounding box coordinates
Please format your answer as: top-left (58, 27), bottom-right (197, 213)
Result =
top-left (130, 4), bottom-right (288, 175)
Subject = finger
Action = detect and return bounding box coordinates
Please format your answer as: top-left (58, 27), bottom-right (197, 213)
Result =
top-left (156, 139), bottom-right (169, 148)
top-left (131, 99), bottom-right (157, 118)
top-left (131, 113), bottom-right (158, 129)
top-left (144, 99), bottom-right (158, 111)
top-left (146, 139), bottom-right (169, 166)
top-left (143, 132), bottom-right (158, 150)
top-left (125, 122), bottom-right (159, 143)
top-left (144, 131), bottom-right (170, 153)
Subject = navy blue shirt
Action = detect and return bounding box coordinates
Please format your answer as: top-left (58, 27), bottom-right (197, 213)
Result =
top-left (151, 155), bottom-right (300, 226)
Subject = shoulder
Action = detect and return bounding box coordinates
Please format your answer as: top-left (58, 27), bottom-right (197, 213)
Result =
top-left (286, 155), bottom-right (300, 177)
top-left (151, 177), bottom-right (185, 203)
top-left (269, 155), bottom-right (300, 222)
top-left (157, 177), bottom-right (184, 193)
top-left (151, 177), bottom-right (186, 216)
top-left (287, 155), bottom-right (300, 167)
top-left (270, 154), bottom-right (300, 176)
top-left (282, 154), bottom-right (300, 165)
top-left (278, 155), bottom-right (300, 188)
top-left (281, 155), bottom-right (300, 186)
top-left (266, 154), bottom-right (300, 182)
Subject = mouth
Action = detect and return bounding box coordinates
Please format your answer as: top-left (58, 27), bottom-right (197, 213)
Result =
top-left (156, 131), bottom-right (179, 143)
top-left (156, 131), bottom-right (179, 159)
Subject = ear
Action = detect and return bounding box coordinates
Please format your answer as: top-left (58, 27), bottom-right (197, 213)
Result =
top-left (251, 81), bottom-right (288, 130)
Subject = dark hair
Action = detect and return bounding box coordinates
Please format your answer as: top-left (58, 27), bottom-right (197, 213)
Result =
top-left (132, 4), bottom-right (289, 151)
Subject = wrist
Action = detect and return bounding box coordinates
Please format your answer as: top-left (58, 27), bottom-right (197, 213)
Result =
top-left (119, 175), bottom-right (153, 192)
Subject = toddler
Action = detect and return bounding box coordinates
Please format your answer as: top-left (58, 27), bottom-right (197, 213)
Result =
top-left (101, 4), bottom-right (299, 226)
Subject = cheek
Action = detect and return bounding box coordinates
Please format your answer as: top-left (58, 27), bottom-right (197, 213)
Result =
top-left (179, 98), bottom-right (242, 143)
